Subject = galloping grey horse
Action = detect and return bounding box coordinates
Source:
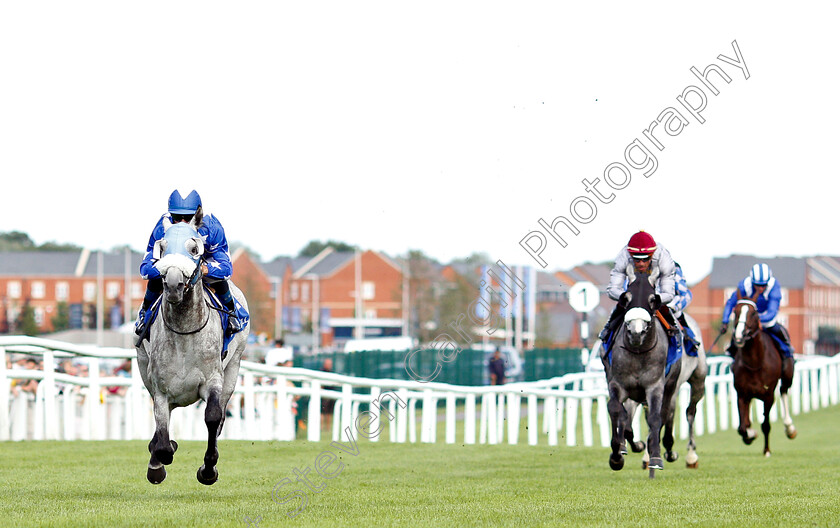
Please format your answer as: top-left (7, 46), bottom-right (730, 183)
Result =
top-left (135, 220), bottom-right (249, 485)
top-left (623, 312), bottom-right (707, 469)
top-left (605, 265), bottom-right (681, 479)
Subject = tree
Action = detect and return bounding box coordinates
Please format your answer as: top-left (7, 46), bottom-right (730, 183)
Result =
top-left (17, 303), bottom-right (40, 336)
top-left (51, 302), bottom-right (70, 332)
top-left (402, 250), bottom-right (442, 343)
top-left (0, 231), bottom-right (36, 251)
top-left (298, 240), bottom-right (356, 258)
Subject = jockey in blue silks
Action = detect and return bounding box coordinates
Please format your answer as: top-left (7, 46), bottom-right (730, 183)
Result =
top-left (599, 231), bottom-right (682, 356)
top-left (134, 189), bottom-right (243, 336)
top-left (720, 263), bottom-right (794, 363)
top-left (669, 262), bottom-right (700, 355)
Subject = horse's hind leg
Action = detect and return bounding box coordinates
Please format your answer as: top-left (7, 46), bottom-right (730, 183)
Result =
top-left (147, 397), bottom-right (177, 484)
top-left (780, 359), bottom-right (797, 439)
top-left (197, 388), bottom-right (223, 485)
top-left (685, 381), bottom-right (705, 468)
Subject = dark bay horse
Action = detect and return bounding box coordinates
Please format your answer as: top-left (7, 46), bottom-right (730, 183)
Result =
top-left (136, 221), bottom-right (249, 484)
top-left (606, 266), bottom-right (681, 479)
top-left (731, 295), bottom-right (796, 456)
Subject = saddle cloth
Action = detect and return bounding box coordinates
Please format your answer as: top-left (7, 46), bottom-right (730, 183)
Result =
top-left (140, 286), bottom-right (249, 357)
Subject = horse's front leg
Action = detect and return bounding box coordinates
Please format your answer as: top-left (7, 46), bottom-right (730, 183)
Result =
top-left (761, 395), bottom-right (774, 457)
top-left (645, 387), bottom-right (664, 478)
top-left (147, 395), bottom-right (177, 484)
top-left (662, 394), bottom-right (678, 464)
top-left (607, 384), bottom-right (628, 471)
top-left (736, 395), bottom-right (757, 445)
top-left (197, 387), bottom-right (223, 485)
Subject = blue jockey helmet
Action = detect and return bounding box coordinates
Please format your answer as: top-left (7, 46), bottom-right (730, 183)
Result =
top-left (751, 263), bottom-right (772, 286)
top-left (168, 190), bottom-right (202, 215)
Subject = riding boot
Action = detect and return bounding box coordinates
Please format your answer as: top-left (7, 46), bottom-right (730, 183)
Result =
top-left (658, 307), bottom-right (680, 337)
top-left (219, 289), bottom-right (243, 334)
top-left (134, 279), bottom-right (162, 336)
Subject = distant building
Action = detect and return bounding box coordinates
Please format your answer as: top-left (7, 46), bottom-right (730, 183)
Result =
top-left (0, 249), bottom-right (144, 333)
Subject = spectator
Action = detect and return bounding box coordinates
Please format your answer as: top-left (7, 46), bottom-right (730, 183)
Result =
top-left (264, 339), bottom-right (293, 367)
top-left (107, 360), bottom-right (132, 396)
top-left (320, 358), bottom-right (337, 433)
top-left (489, 348), bottom-right (506, 385)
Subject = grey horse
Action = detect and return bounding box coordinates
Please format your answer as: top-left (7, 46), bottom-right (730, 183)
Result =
top-left (623, 312), bottom-right (707, 469)
top-left (605, 265), bottom-right (681, 479)
top-left (135, 221), bottom-right (249, 485)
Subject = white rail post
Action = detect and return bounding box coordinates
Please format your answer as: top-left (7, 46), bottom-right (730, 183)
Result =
top-left (565, 398), bottom-right (579, 447)
top-left (810, 367), bottom-right (820, 410)
top-left (580, 397), bottom-right (593, 447)
top-left (43, 350), bottom-right (57, 440)
top-left (527, 394), bottom-right (538, 446)
top-left (397, 388), bottom-right (409, 443)
top-left (307, 380), bottom-right (321, 442)
top-left (89, 357), bottom-right (105, 440)
top-left (546, 396), bottom-right (558, 446)
top-left (369, 386), bottom-right (382, 443)
top-left (507, 393), bottom-right (521, 445)
top-left (62, 389), bottom-right (76, 440)
top-left (341, 383), bottom-right (353, 439)
top-left (243, 372), bottom-right (257, 439)
top-left (408, 398), bottom-right (417, 443)
top-left (445, 392), bottom-right (456, 444)
top-left (464, 393), bottom-right (476, 445)
top-left (421, 389), bottom-right (435, 443)
top-left (486, 393), bottom-right (497, 445)
top-left (597, 395), bottom-right (610, 448)
top-left (0, 347), bottom-right (8, 441)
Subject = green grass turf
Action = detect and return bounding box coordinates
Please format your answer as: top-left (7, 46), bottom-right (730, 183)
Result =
top-left (1, 404), bottom-right (839, 528)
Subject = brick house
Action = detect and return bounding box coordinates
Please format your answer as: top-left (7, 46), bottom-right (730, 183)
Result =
top-left (0, 249), bottom-right (145, 333)
top-left (262, 248), bottom-right (405, 350)
top-left (687, 255), bottom-right (840, 356)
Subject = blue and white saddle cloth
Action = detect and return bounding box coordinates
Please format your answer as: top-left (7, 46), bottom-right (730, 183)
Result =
top-left (140, 286), bottom-right (249, 357)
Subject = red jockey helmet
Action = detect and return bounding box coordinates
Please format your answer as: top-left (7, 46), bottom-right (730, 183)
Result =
top-left (627, 231), bottom-right (657, 259)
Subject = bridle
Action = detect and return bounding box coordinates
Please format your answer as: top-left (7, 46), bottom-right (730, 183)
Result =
top-left (161, 257), bottom-right (210, 335)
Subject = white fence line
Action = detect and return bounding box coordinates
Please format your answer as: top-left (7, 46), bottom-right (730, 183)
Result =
top-left (2, 336), bottom-right (840, 447)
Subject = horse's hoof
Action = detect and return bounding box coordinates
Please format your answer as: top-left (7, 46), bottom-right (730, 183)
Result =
top-left (147, 466), bottom-right (167, 484)
top-left (641, 460), bottom-right (648, 470)
top-left (786, 427), bottom-right (797, 439)
top-left (764, 451), bottom-right (771, 458)
top-left (649, 468), bottom-right (656, 479)
top-left (686, 461), bottom-right (699, 469)
top-left (648, 457), bottom-right (663, 470)
top-left (171, 440), bottom-right (179, 452)
top-left (197, 465), bottom-right (219, 485)
top-left (741, 434), bottom-right (756, 446)
top-left (665, 451), bottom-right (679, 463)
top-left (631, 441), bottom-right (645, 453)
top-left (609, 454), bottom-right (625, 471)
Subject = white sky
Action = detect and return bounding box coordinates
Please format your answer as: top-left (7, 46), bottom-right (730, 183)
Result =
top-left (1, 2), bottom-right (838, 284)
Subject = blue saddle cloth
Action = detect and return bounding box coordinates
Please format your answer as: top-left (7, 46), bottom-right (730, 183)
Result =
top-left (604, 330), bottom-right (683, 376)
top-left (764, 329), bottom-right (794, 358)
top-left (141, 286), bottom-right (249, 356)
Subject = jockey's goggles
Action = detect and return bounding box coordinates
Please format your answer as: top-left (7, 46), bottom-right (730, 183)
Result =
top-left (171, 213), bottom-right (194, 223)
top-left (631, 254), bottom-right (652, 261)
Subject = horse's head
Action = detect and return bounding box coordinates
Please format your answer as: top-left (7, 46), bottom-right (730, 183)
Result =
top-left (733, 295), bottom-right (760, 348)
top-left (154, 222), bottom-right (205, 304)
top-left (620, 264), bottom-right (662, 348)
